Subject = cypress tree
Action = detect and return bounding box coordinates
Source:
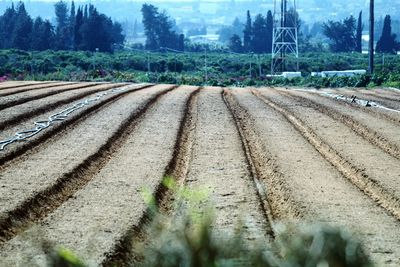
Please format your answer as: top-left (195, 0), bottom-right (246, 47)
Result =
top-left (251, 14), bottom-right (267, 53)
top-left (0, 4), bottom-right (17, 48)
top-left (69, 1), bottom-right (76, 47)
top-left (178, 34), bottom-right (185, 51)
top-left (31, 17), bottom-right (54, 51)
top-left (54, 0), bottom-right (70, 50)
top-left (11, 2), bottom-right (33, 50)
top-left (376, 15), bottom-right (398, 54)
top-left (356, 11), bottom-right (363, 53)
top-left (74, 7), bottom-right (83, 50)
top-left (266, 10), bottom-right (273, 53)
top-left (83, 5), bottom-right (88, 20)
top-left (243, 10), bottom-right (252, 52)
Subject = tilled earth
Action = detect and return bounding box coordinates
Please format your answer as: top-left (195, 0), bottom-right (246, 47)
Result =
top-left (0, 82), bottom-right (399, 266)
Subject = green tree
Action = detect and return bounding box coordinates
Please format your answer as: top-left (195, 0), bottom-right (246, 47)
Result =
top-left (141, 4), bottom-right (159, 50)
top-left (251, 14), bottom-right (268, 53)
top-left (323, 16), bottom-right (357, 52)
top-left (54, 0), bottom-right (70, 50)
top-left (0, 4), bottom-right (17, 48)
top-left (376, 15), bottom-right (398, 54)
top-left (218, 17), bottom-right (243, 44)
top-left (178, 34), bottom-right (185, 52)
top-left (112, 22), bottom-right (125, 46)
top-left (243, 10), bottom-right (252, 52)
top-left (11, 2), bottom-right (33, 50)
top-left (80, 6), bottom-right (108, 52)
top-left (69, 1), bottom-right (76, 47)
top-left (141, 4), bottom-right (182, 51)
top-left (74, 7), bottom-right (83, 50)
top-left (229, 34), bottom-right (243, 53)
top-left (31, 17), bottom-right (54, 51)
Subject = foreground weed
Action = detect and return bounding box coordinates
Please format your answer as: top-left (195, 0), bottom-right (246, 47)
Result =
top-left (44, 176), bottom-right (373, 267)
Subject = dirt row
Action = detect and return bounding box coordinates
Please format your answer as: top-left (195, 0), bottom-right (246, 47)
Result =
top-left (0, 83), bottom-right (129, 132)
top-left (0, 82), bottom-right (78, 98)
top-left (320, 88), bottom-right (400, 125)
top-left (0, 81), bottom-right (57, 92)
top-left (0, 82), bottom-right (105, 111)
top-left (0, 83), bottom-right (151, 166)
top-left (285, 89), bottom-right (400, 160)
top-left (174, 88), bottom-right (272, 241)
top-left (0, 85), bottom-right (195, 266)
top-left (257, 89), bottom-right (400, 218)
top-left (0, 84), bottom-right (173, 243)
top-left (229, 88), bottom-right (400, 266)
top-left (0, 83), bottom-right (399, 266)
top-left (357, 88), bottom-right (400, 103)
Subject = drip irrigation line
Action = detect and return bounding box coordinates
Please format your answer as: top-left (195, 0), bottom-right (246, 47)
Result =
top-left (0, 84), bottom-right (148, 152)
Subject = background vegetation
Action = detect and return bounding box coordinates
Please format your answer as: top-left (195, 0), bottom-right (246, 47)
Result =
top-left (0, 49), bottom-right (399, 88)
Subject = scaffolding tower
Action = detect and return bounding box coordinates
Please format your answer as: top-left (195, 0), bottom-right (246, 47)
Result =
top-left (271, 0), bottom-right (299, 74)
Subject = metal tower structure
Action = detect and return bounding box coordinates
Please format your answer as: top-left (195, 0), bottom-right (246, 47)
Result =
top-left (271, 0), bottom-right (299, 74)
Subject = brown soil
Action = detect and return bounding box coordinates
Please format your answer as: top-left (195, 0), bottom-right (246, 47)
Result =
top-left (0, 83), bottom-right (399, 266)
top-left (321, 88), bottom-right (400, 124)
top-left (0, 85), bottom-right (195, 266)
top-left (0, 82), bottom-right (103, 111)
top-left (173, 88), bottom-right (272, 241)
top-left (0, 83), bottom-right (128, 132)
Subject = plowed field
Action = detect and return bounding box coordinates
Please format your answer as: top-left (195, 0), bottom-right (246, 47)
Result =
top-left (0, 82), bottom-right (399, 266)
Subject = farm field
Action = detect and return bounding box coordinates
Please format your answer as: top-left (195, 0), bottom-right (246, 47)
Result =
top-left (0, 81), bottom-right (399, 266)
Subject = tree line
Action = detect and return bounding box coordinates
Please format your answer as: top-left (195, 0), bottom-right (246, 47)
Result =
top-left (323, 12), bottom-right (399, 54)
top-left (229, 10), bottom-right (274, 54)
top-left (226, 9), bottom-right (399, 55)
top-left (0, 1), bottom-right (124, 52)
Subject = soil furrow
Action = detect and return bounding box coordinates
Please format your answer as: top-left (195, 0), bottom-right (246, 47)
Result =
top-left (173, 88), bottom-right (271, 243)
top-left (234, 89), bottom-right (400, 266)
top-left (0, 82), bottom-right (75, 97)
top-left (0, 81), bottom-right (55, 92)
top-left (0, 84), bottom-right (152, 166)
top-left (359, 89), bottom-right (400, 102)
top-left (0, 86), bottom-right (194, 267)
top-left (322, 88), bottom-right (400, 124)
top-left (104, 87), bottom-right (201, 267)
top-left (0, 82), bottom-right (101, 111)
top-left (0, 83), bottom-right (129, 132)
top-left (358, 92), bottom-right (400, 108)
top-left (283, 90), bottom-right (400, 160)
top-left (224, 90), bottom-right (274, 237)
top-left (0, 84), bottom-right (175, 244)
top-left (222, 90), bottom-right (301, 222)
top-left (253, 90), bottom-right (400, 222)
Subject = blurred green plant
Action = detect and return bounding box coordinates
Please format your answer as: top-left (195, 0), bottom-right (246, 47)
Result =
top-left (47, 247), bottom-right (86, 267)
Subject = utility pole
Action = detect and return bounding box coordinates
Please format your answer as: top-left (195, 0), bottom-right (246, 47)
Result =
top-left (204, 48), bottom-right (208, 83)
top-left (369, 0), bottom-right (374, 74)
top-left (249, 53), bottom-right (253, 78)
top-left (147, 52), bottom-right (150, 73)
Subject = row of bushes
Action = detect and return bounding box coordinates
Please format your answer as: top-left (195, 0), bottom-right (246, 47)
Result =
top-left (0, 49), bottom-right (399, 88)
